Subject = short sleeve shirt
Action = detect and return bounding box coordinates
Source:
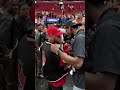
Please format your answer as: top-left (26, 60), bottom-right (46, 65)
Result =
top-left (72, 30), bottom-right (85, 58)
top-left (72, 30), bottom-right (85, 89)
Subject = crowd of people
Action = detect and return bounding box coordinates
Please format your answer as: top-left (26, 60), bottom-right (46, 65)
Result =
top-left (0, 0), bottom-right (120, 90)
top-left (35, 0), bottom-right (120, 90)
top-left (35, 1), bottom-right (85, 90)
top-left (35, 11), bottom-right (84, 26)
top-left (35, 17), bottom-right (85, 90)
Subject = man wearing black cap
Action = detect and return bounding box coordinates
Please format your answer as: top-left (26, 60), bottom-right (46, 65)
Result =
top-left (86, 0), bottom-right (120, 90)
top-left (51, 19), bottom-right (85, 90)
top-left (64, 19), bottom-right (75, 44)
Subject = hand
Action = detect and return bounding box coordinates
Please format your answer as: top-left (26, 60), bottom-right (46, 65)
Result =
top-left (51, 44), bottom-right (60, 54)
top-left (64, 43), bottom-right (71, 55)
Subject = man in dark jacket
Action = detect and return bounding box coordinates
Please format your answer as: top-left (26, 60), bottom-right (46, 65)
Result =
top-left (17, 2), bottom-right (35, 90)
top-left (0, 0), bottom-right (19, 90)
top-left (86, 0), bottom-right (120, 90)
top-left (16, 2), bottom-right (34, 41)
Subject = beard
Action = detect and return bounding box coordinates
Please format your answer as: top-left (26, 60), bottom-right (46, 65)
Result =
top-left (54, 38), bottom-right (65, 44)
top-left (54, 39), bottom-right (63, 44)
top-left (54, 42), bottom-right (61, 44)
top-left (71, 33), bottom-right (74, 38)
top-left (52, 39), bottom-right (61, 44)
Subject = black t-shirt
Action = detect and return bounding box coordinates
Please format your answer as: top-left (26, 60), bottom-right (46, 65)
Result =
top-left (89, 9), bottom-right (120, 75)
top-left (42, 42), bottom-right (68, 82)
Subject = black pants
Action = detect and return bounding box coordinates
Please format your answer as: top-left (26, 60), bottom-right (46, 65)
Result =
top-left (24, 74), bottom-right (35, 90)
top-left (0, 61), bottom-right (18, 90)
top-left (36, 51), bottom-right (43, 76)
top-left (115, 77), bottom-right (120, 90)
top-left (0, 65), bottom-right (6, 90)
top-left (47, 83), bottom-right (63, 90)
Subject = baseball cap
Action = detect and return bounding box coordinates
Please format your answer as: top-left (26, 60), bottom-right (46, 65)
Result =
top-left (65, 19), bottom-right (82, 29)
top-left (65, 19), bottom-right (74, 29)
top-left (47, 26), bottom-right (64, 36)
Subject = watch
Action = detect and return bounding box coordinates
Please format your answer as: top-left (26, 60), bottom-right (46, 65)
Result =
top-left (56, 49), bottom-right (61, 56)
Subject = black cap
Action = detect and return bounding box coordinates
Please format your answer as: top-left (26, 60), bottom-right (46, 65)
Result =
top-left (65, 19), bottom-right (82, 29)
top-left (65, 19), bottom-right (74, 29)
